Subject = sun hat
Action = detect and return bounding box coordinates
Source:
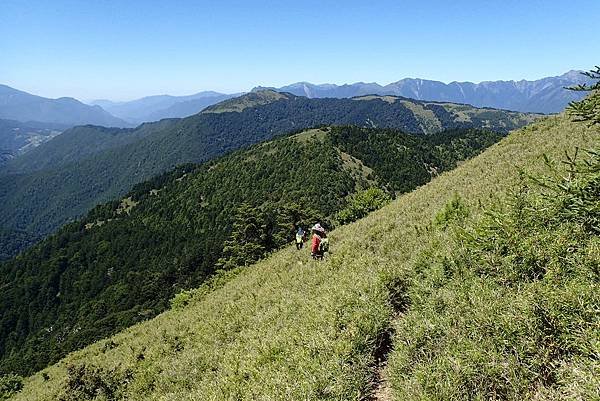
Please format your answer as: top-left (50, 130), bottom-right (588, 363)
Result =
top-left (312, 223), bottom-right (325, 232)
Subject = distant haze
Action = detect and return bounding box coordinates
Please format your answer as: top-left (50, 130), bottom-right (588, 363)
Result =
top-left (88, 70), bottom-right (596, 117)
top-left (0, 71), bottom-right (591, 127)
top-left (259, 70), bottom-right (591, 114)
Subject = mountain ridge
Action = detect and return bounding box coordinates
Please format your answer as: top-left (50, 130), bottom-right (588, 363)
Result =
top-left (254, 70), bottom-right (591, 113)
top-left (91, 91), bottom-right (239, 123)
top-left (3, 71), bottom-right (588, 126)
top-left (0, 85), bottom-right (130, 127)
top-left (0, 91), bottom-right (538, 261)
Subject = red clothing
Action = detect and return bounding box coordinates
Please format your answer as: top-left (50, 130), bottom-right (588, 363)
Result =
top-left (311, 234), bottom-right (322, 254)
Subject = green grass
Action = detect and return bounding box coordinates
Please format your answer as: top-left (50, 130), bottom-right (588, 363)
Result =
top-left (353, 95), bottom-right (398, 104)
top-left (11, 115), bottom-right (598, 400)
top-left (400, 100), bottom-right (443, 133)
top-left (352, 95), bottom-right (540, 134)
top-left (438, 102), bottom-right (542, 127)
top-left (291, 128), bottom-right (328, 143)
top-left (202, 90), bottom-right (288, 113)
top-left (338, 150), bottom-right (377, 189)
top-left (386, 143), bottom-right (600, 400)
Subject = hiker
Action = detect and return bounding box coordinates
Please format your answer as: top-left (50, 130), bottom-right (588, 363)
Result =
top-left (295, 226), bottom-right (305, 250)
top-left (311, 223), bottom-right (327, 260)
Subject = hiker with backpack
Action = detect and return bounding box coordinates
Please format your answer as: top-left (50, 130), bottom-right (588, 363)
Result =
top-left (295, 226), bottom-right (305, 250)
top-left (311, 223), bottom-right (328, 260)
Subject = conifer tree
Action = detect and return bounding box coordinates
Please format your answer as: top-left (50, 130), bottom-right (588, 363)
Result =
top-left (567, 66), bottom-right (600, 125)
top-left (217, 203), bottom-right (267, 269)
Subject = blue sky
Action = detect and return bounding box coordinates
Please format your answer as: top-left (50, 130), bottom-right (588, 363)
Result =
top-left (1, 0), bottom-right (598, 101)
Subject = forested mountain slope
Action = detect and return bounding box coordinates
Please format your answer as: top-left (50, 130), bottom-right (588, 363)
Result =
top-left (1, 119), bottom-right (176, 175)
top-left (0, 91), bottom-right (538, 259)
top-left (0, 119), bottom-right (66, 162)
top-left (8, 113), bottom-right (598, 400)
top-left (0, 125), bottom-right (504, 377)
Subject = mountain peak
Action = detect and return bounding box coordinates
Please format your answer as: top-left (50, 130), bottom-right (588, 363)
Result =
top-left (250, 86), bottom-right (276, 92)
top-left (203, 90), bottom-right (289, 114)
top-left (0, 84), bottom-right (130, 126)
top-left (560, 69), bottom-right (585, 81)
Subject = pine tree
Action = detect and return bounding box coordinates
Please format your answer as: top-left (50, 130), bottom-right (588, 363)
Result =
top-left (217, 203), bottom-right (267, 270)
top-left (267, 203), bottom-right (324, 248)
top-left (567, 66), bottom-right (600, 125)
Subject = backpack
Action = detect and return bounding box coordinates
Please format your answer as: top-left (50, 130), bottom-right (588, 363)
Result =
top-left (319, 238), bottom-right (329, 253)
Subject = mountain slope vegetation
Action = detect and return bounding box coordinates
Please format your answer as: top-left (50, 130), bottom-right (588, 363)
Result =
top-left (0, 119), bottom-right (66, 162)
top-left (0, 125), bottom-right (504, 377)
top-left (7, 112), bottom-right (598, 400)
top-left (0, 91), bottom-right (537, 258)
top-left (387, 147), bottom-right (600, 400)
top-left (1, 119), bottom-right (175, 175)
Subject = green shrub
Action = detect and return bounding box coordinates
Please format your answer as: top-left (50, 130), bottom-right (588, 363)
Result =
top-left (336, 187), bottom-right (392, 225)
top-left (59, 364), bottom-right (131, 401)
top-left (0, 374), bottom-right (23, 400)
top-left (170, 289), bottom-right (194, 310)
top-left (433, 193), bottom-right (470, 229)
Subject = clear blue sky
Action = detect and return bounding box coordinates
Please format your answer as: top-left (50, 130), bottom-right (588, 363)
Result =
top-left (1, 0), bottom-right (598, 101)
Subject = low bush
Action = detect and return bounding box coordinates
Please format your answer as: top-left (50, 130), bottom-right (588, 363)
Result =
top-left (433, 193), bottom-right (470, 229)
top-left (60, 364), bottom-right (132, 401)
top-left (336, 187), bottom-right (392, 225)
top-left (0, 374), bottom-right (22, 400)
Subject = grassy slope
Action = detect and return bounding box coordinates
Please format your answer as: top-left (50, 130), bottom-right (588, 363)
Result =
top-left (1, 126), bottom-right (502, 378)
top-left (13, 115), bottom-right (598, 400)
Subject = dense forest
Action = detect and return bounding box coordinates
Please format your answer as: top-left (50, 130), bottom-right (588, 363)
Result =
top-left (0, 91), bottom-right (537, 259)
top-left (0, 228), bottom-right (37, 260)
top-left (0, 125), bottom-right (504, 376)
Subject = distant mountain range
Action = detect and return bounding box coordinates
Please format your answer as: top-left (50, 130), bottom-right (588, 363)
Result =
top-left (255, 71), bottom-right (591, 114)
top-left (0, 90), bottom-right (538, 260)
top-left (0, 84), bottom-right (237, 127)
top-left (2, 71), bottom-right (590, 128)
top-left (91, 92), bottom-right (239, 123)
top-left (91, 71), bottom-right (589, 124)
top-left (0, 85), bottom-right (130, 127)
